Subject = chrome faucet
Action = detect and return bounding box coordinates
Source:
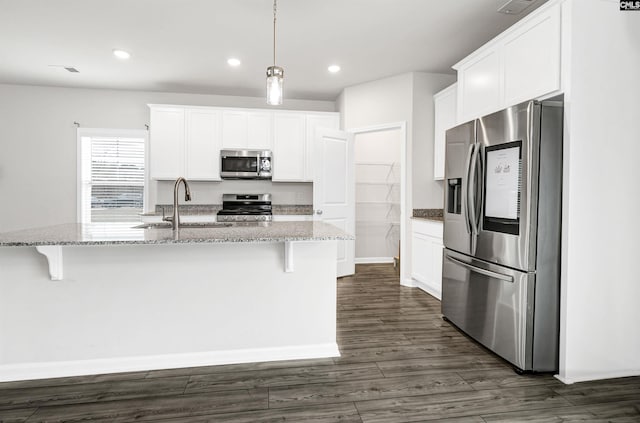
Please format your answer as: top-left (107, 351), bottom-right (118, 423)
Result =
top-left (163, 177), bottom-right (191, 230)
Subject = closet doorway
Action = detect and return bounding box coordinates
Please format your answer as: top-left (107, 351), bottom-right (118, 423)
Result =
top-left (351, 123), bottom-right (406, 276)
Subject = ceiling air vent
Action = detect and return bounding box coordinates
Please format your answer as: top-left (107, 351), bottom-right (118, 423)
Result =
top-left (497, 0), bottom-right (537, 14)
top-left (48, 64), bottom-right (80, 73)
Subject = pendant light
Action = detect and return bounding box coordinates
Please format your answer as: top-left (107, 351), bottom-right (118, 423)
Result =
top-left (266, 0), bottom-right (283, 105)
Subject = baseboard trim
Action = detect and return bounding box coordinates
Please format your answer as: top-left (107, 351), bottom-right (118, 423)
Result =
top-left (555, 369), bottom-right (640, 385)
top-left (401, 277), bottom-right (415, 287)
top-left (355, 257), bottom-right (394, 264)
top-left (0, 343), bottom-right (341, 382)
top-left (412, 278), bottom-right (442, 300)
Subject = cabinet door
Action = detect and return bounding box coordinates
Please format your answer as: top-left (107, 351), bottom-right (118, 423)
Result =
top-left (273, 113), bottom-right (306, 181)
top-left (433, 84), bottom-right (457, 181)
top-left (221, 110), bottom-right (248, 149)
top-left (247, 111), bottom-right (273, 150)
top-left (185, 109), bottom-right (221, 180)
top-left (149, 107), bottom-right (185, 179)
top-left (411, 232), bottom-right (431, 284)
top-left (431, 239), bottom-right (443, 298)
top-left (458, 49), bottom-right (502, 122)
top-left (305, 114), bottom-right (339, 181)
top-left (503, 4), bottom-right (561, 105)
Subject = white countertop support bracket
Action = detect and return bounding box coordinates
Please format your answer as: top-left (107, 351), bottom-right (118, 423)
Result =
top-left (284, 241), bottom-right (295, 273)
top-left (35, 246), bottom-right (63, 281)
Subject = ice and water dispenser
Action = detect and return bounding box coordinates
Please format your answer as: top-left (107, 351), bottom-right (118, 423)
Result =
top-left (447, 178), bottom-right (462, 215)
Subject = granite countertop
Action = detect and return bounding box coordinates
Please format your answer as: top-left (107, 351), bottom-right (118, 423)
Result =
top-left (0, 221), bottom-right (353, 247)
top-left (412, 209), bottom-right (444, 222)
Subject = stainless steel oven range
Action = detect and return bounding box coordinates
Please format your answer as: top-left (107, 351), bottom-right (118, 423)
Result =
top-left (216, 194), bottom-right (273, 223)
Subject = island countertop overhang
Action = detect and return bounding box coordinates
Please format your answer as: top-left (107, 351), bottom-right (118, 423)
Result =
top-left (0, 221), bottom-right (354, 247)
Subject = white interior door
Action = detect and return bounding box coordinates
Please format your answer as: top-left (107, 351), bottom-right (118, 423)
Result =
top-left (313, 128), bottom-right (355, 277)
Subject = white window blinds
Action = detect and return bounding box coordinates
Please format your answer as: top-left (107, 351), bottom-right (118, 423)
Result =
top-left (80, 135), bottom-right (145, 223)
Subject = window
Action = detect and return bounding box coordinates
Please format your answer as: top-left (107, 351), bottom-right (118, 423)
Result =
top-left (78, 129), bottom-right (148, 224)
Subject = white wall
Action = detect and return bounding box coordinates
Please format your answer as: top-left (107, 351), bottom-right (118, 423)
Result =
top-left (558, 0), bottom-right (640, 383)
top-left (155, 181), bottom-right (312, 209)
top-left (0, 84), bottom-right (333, 231)
top-left (412, 73), bottom-right (455, 208)
top-left (339, 72), bottom-right (455, 280)
top-left (340, 72), bottom-right (454, 208)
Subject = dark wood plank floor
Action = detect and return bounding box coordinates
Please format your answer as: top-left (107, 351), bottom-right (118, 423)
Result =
top-left (1, 263), bottom-right (639, 422)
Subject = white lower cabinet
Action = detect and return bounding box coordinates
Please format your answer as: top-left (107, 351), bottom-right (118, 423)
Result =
top-left (411, 219), bottom-right (444, 300)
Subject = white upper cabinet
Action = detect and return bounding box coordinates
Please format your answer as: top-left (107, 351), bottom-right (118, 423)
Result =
top-left (149, 106), bottom-right (222, 181)
top-left (433, 84), bottom-right (457, 181)
top-left (247, 112), bottom-right (273, 150)
top-left (458, 50), bottom-right (502, 122)
top-left (222, 110), bottom-right (273, 150)
top-left (503, 3), bottom-right (561, 106)
top-left (149, 107), bottom-right (185, 180)
top-left (221, 110), bottom-right (248, 149)
top-left (454, 2), bottom-right (562, 121)
top-left (305, 114), bottom-right (340, 181)
top-left (185, 109), bottom-right (221, 180)
top-left (150, 105), bottom-right (338, 183)
top-left (272, 113), bottom-right (306, 182)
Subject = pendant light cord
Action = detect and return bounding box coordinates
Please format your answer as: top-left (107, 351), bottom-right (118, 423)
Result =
top-left (273, 0), bottom-right (277, 66)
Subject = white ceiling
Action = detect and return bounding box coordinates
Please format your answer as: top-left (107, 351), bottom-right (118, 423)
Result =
top-left (0, 0), bottom-right (547, 101)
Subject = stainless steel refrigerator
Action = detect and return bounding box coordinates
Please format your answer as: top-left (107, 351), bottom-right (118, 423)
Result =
top-left (442, 98), bottom-right (563, 373)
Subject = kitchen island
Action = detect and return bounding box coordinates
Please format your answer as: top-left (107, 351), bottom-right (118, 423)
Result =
top-left (0, 221), bottom-right (352, 382)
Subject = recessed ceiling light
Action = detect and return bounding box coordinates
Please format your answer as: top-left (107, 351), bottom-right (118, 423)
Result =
top-left (227, 58), bottom-right (241, 67)
top-left (328, 65), bottom-right (341, 73)
top-left (113, 49), bottom-right (131, 60)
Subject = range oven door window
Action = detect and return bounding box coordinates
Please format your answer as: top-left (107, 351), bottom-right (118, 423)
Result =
top-left (483, 140), bottom-right (522, 235)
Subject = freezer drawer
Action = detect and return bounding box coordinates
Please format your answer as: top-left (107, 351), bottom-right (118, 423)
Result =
top-left (441, 249), bottom-right (535, 371)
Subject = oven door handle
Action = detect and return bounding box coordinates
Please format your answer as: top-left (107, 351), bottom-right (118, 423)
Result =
top-left (445, 254), bottom-right (514, 283)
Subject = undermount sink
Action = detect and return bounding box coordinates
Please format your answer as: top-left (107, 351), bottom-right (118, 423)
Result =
top-left (133, 222), bottom-right (233, 229)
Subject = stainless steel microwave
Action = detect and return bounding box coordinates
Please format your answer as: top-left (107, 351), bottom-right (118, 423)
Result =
top-left (220, 149), bottom-right (272, 180)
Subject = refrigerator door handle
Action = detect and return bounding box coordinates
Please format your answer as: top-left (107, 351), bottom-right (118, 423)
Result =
top-left (464, 144), bottom-right (475, 235)
top-left (475, 145), bottom-right (484, 231)
top-left (445, 254), bottom-right (514, 283)
top-left (467, 144), bottom-right (479, 235)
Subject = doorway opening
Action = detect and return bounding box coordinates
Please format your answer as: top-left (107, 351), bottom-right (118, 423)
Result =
top-left (350, 123), bottom-right (406, 278)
